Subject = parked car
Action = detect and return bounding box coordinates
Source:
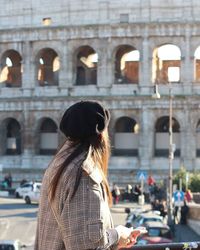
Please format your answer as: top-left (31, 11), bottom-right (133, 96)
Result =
top-left (125, 208), bottom-right (145, 222)
top-left (137, 221), bottom-right (173, 245)
top-left (0, 240), bottom-right (24, 250)
top-left (23, 182), bottom-right (42, 204)
top-left (15, 182), bottom-right (34, 198)
top-left (125, 210), bottom-right (163, 228)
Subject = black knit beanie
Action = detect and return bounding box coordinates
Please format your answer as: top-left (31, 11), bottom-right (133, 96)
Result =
top-left (59, 100), bottom-right (110, 140)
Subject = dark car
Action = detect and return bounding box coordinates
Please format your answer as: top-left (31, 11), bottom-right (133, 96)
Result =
top-left (137, 221), bottom-right (173, 245)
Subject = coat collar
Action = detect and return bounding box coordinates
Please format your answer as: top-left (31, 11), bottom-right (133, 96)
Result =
top-left (82, 147), bottom-right (103, 184)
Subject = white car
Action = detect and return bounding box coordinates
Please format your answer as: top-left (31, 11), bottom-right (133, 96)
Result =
top-left (15, 182), bottom-right (34, 198)
top-left (126, 210), bottom-right (163, 228)
top-left (0, 240), bottom-right (24, 250)
top-left (23, 182), bottom-right (42, 204)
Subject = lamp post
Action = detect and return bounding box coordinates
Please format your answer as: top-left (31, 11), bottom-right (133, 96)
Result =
top-left (167, 67), bottom-right (177, 229)
top-left (153, 69), bottom-right (175, 229)
top-left (152, 64), bottom-right (179, 230)
top-left (168, 78), bottom-right (174, 227)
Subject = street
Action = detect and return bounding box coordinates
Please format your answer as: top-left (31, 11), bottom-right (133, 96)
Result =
top-left (0, 197), bottom-right (199, 249)
top-left (1, 197), bottom-right (132, 248)
top-left (2, 198), bottom-right (135, 248)
top-left (0, 197), bottom-right (38, 249)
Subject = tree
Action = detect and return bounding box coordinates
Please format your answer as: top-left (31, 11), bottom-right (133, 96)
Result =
top-left (190, 173), bottom-right (200, 192)
top-left (173, 167), bottom-right (188, 191)
top-left (173, 167), bottom-right (200, 192)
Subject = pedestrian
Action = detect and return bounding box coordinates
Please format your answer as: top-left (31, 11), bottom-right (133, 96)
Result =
top-left (20, 179), bottom-right (27, 186)
top-left (152, 199), bottom-right (160, 211)
top-left (3, 174), bottom-right (10, 188)
top-left (124, 184), bottom-right (132, 201)
top-left (158, 200), bottom-right (167, 218)
top-left (147, 175), bottom-right (155, 186)
top-left (112, 183), bottom-right (120, 204)
top-left (7, 172), bottom-right (12, 188)
top-left (185, 189), bottom-right (193, 203)
top-left (134, 184), bottom-right (142, 202)
top-left (34, 100), bottom-right (144, 250)
top-left (180, 200), bottom-right (189, 225)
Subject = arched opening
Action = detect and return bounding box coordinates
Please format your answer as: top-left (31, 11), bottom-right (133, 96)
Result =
top-left (114, 116), bottom-right (139, 156)
top-left (37, 48), bottom-right (60, 86)
top-left (4, 118), bottom-right (21, 155)
top-left (155, 116), bottom-right (180, 157)
top-left (115, 45), bottom-right (140, 84)
top-left (194, 47), bottom-right (200, 82)
top-left (75, 46), bottom-right (98, 85)
top-left (39, 118), bottom-right (58, 155)
top-left (152, 44), bottom-right (181, 84)
top-left (0, 50), bottom-right (22, 87)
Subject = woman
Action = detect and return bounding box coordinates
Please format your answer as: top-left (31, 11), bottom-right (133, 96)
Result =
top-left (35, 100), bottom-right (144, 250)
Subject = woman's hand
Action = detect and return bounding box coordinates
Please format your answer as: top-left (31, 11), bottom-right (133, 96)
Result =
top-left (126, 227), bottom-right (147, 248)
top-left (115, 225), bottom-right (134, 248)
top-left (115, 225), bottom-right (147, 249)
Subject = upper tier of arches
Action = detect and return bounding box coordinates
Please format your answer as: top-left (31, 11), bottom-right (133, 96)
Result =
top-left (1, 44), bottom-right (200, 88)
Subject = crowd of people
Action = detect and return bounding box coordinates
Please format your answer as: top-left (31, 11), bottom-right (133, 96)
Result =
top-left (111, 175), bottom-right (194, 226)
top-left (112, 183), bottom-right (143, 203)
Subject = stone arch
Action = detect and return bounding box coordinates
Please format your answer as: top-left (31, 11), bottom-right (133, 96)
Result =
top-left (35, 117), bottom-right (58, 155)
top-left (1, 118), bottom-right (22, 155)
top-left (152, 44), bottom-right (181, 84)
top-left (114, 116), bottom-right (139, 156)
top-left (154, 116), bottom-right (180, 157)
top-left (75, 45), bottom-right (98, 85)
top-left (114, 45), bottom-right (140, 84)
top-left (33, 43), bottom-right (62, 60)
top-left (35, 48), bottom-right (60, 86)
top-left (0, 50), bottom-right (22, 87)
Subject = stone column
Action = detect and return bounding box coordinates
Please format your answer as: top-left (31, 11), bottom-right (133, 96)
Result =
top-left (139, 107), bottom-right (153, 170)
top-left (106, 41), bottom-right (114, 87)
top-left (181, 26), bottom-right (193, 94)
top-left (21, 110), bottom-right (34, 168)
top-left (139, 30), bottom-right (152, 97)
top-left (59, 40), bottom-right (69, 89)
top-left (22, 41), bottom-right (35, 94)
top-left (98, 1), bottom-right (109, 23)
top-left (180, 108), bottom-right (195, 170)
top-left (97, 39), bottom-right (112, 88)
top-left (140, 33), bottom-right (150, 86)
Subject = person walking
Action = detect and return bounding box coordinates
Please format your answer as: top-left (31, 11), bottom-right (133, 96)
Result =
top-left (34, 100), bottom-right (144, 250)
top-left (185, 189), bottom-right (193, 203)
top-left (112, 183), bottom-right (120, 204)
top-left (180, 200), bottom-right (189, 225)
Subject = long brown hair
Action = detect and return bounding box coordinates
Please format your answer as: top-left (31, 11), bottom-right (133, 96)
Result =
top-left (48, 129), bottom-right (112, 205)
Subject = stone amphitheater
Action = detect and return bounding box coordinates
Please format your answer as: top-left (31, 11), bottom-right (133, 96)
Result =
top-left (0, 0), bottom-right (200, 187)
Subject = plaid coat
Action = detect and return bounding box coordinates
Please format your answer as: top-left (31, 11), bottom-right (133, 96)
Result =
top-left (34, 143), bottom-right (115, 250)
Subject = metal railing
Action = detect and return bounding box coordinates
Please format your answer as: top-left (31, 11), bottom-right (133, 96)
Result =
top-left (122, 242), bottom-right (200, 250)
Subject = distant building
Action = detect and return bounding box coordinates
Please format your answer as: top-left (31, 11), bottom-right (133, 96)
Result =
top-left (0, 0), bottom-right (200, 186)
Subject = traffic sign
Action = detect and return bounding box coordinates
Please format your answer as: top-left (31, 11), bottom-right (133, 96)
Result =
top-left (137, 171), bottom-right (147, 181)
top-left (173, 190), bottom-right (185, 207)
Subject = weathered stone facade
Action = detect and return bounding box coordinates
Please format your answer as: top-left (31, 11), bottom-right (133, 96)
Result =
top-left (0, 0), bottom-right (200, 186)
